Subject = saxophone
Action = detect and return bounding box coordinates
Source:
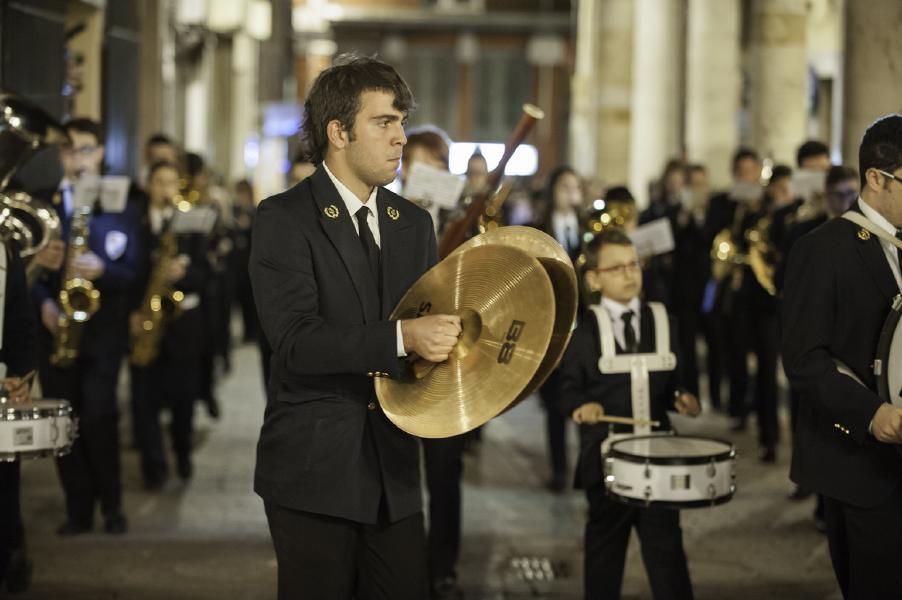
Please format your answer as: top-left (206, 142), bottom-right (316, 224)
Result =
top-left (130, 217), bottom-right (184, 367)
top-left (49, 203), bottom-right (101, 367)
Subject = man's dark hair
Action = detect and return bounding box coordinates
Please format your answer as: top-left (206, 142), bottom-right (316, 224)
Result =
top-left (732, 147), bottom-right (759, 173)
top-left (796, 140), bottom-right (830, 168)
top-left (403, 126), bottom-right (450, 169)
top-left (301, 54), bottom-right (415, 165)
top-left (185, 152), bottom-right (205, 178)
top-left (859, 114), bottom-right (902, 189)
top-left (146, 133), bottom-right (175, 148)
top-left (826, 165), bottom-right (858, 189)
top-left (63, 117), bottom-right (104, 144)
top-left (147, 160), bottom-right (179, 181)
top-left (769, 164), bottom-right (792, 184)
top-left (584, 228), bottom-right (634, 271)
top-left (604, 185), bottom-right (635, 205)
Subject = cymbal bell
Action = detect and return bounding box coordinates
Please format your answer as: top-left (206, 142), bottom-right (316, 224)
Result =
top-left (450, 226), bottom-right (578, 400)
top-left (376, 244), bottom-right (556, 438)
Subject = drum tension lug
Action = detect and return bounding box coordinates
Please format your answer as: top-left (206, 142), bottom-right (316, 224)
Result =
top-left (643, 460), bottom-right (651, 479)
top-left (706, 459), bottom-right (716, 478)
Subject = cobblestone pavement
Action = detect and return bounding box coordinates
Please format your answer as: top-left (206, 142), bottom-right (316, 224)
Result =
top-left (12, 342), bottom-right (837, 599)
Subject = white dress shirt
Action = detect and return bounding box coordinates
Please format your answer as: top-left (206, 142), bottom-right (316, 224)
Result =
top-left (859, 197), bottom-right (902, 290)
top-left (149, 206), bottom-right (174, 235)
top-left (323, 162), bottom-right (406, 357)
top-left (552, 211), bottom-right (580, 252)
top-left (600, 296), bottom-right (642, 350)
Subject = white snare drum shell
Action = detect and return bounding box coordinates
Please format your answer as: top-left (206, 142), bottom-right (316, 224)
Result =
top-left (0, 399), bottom-right (77, 461)
top-left (604, 435), bottom-right (736, 509)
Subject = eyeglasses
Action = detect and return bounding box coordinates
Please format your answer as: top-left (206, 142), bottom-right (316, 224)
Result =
top-left (877, 169), bottom-right (902, 185)
top-left (594, 260), bottom-right (640, 277)
top-left (62, 145), bottom-right (98, 157)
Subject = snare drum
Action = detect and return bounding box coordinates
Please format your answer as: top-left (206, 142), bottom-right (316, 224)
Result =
top-left (604, 435), bottom-right (736, 509)
top-left (0, 399), bottom-right (76, 461)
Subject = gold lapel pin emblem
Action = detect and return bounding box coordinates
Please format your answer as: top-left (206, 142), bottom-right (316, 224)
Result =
top-left (387, 206), bottom-right (400, 221)
top-left (858, 228), bottom-right (871, 241)
top-left (324, 205), bottom-right (340, 219)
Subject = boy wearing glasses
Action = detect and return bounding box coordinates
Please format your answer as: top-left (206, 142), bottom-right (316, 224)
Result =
top-left (559, 228), bottom-right (700, 600)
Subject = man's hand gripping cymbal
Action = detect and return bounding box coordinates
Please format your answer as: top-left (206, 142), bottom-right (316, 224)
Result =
top-left (400, 315), bottom-right (463, 363)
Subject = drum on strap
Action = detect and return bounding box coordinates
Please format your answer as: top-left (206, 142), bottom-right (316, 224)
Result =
top-left (0, 398), bottom-right (77, 461)
top-left (874, 294), bottom-right (902, 406)
top-left (604, 434), bottom-right (736, 509)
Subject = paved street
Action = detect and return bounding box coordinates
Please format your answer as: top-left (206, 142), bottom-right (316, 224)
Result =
top-left (13, 342), bottom-right (837, 599)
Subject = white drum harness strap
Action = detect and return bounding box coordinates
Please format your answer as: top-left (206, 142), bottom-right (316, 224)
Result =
top-left (589, 302), bottom-right (676, 435)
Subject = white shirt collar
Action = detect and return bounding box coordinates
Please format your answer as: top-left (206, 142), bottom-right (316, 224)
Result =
top-left (859, 197), bottom-right (896, 235)
top-left (323, 162), bottom-right (378, 218)
top-left (601, 296), bottom-right (641, 321)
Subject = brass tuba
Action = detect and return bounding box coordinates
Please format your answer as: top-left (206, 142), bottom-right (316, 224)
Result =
top-left (710, 203), bottom-right (776, 296)
top-left (0, 92), bottom-right (67, 271)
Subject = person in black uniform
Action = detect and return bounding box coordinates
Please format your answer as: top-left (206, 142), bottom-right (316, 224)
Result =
top-left (400, 126), bottom-right (467, 600)
top-left (559, 229), bottom-right (700, 600)
top-left (703, 148), bottom-right (762, 435)
top-left (32, 117), bottom-right (142, 535)
top-left (780, 165), bottom-right (858, 522)
top-left (130, 160), bottom-right (210, 488)
top-left (534, 166), bottom-right (585, 494)
top-left (0, 243), bottom-right (39, 593)
top-left (250, 55), bottom-right (462, 600)
top-left (783, 114), bottom-right (902, 599)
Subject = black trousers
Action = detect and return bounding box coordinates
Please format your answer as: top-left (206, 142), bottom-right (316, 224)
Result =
top-left (132, 353), bottom-right (199, 479)
top-left (42, 352), bottom-right (124, 525)
top-left (539, 370), bottom-right (568, 480)
top-left (0, 461), bottom-right (24, 586)
top-left (725, 305), bottom-right (780, 446)
top-left (585, 486), bottom-right (693, 600)
top-left (823, 485), bottom-right (902, 599)
top-left (701, 312), bottom-right (724, 410)
top-left (423, 435), bottom-right (465, 581)
top-left (264, 502), bottom-right (427, 600)
top-left (676, 307), bottom-right (700, 397)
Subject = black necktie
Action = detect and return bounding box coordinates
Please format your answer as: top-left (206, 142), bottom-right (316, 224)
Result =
top-left (355, 206), bottom-right (381, 288)
top-left (895, 230), bottom-right (902, 271)
top-left (622, 310), bottom-right (638, 353)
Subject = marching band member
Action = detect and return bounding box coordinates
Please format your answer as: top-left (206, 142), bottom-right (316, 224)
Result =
top-left (130, 160), bottom-right (210, 488)
top-left (400, 125), bottom-right (467, 600)
top-left (783, 114), bottom-right (902, 598)
top-left (33, 118), bottom-right (142, 536)
top-left (559, 229), bottom-right (700, 600)
top-left (534, 165), bottom-right (585, 493)
top-left (250, 55), bottom-right (461, 599)
top-left (0, 243), bottom-right (39, 593)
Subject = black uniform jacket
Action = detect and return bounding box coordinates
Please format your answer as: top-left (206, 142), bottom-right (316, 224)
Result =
top-left (1, 246), bottom-right (37, 377)
top-left (31, 189), bottom-right (143, 358)
top-left (133, 204), bottom-right (210, 361)
top-left (783, 205), bottom-right (902, 507)
top-left (558, 304), bottom-right (681, 489)
top-left (249, 166), bottom-right (437, 525)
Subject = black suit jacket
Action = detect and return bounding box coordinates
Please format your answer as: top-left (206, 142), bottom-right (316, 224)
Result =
top-left (133, 205), bottom-right (210, 362)
top-left (1, 245), bottom-right (37, 377)
top-left (782, 207), bottom-right (902, 507)
top-left (250, 166), bottom-right (437, 524)
top-left (558, 304), bottom-right (681, 489)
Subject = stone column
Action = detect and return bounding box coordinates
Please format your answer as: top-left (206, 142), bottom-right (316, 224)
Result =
top-left (629, 0), bottom-right (684, 207)
top-left (842, 0), bottom-right (902, 163)
top-left (748, 0), bottom-right (808, 166)
top-left (593, 0), bottom-right (634, 188)
top-left (685, 0), bottom-right (741, 189)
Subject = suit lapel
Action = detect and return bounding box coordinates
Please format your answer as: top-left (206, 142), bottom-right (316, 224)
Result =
top-left (377, 190), bottom-right (415, 319)
top-left (851, 206), bottom-right (900, 302)
top-left (309, 167), bottom-right (380, 322)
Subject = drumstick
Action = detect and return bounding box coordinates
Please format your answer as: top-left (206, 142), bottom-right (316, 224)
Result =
top-left (596, 415), bottom-right (660, 427)
top-left (20, 369), bottom-right (37, 386)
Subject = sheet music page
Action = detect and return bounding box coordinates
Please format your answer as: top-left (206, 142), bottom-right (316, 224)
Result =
top-left (403, 163), bottom-right (466, 210)
top-left (630, 217), bottom-right (675, 259)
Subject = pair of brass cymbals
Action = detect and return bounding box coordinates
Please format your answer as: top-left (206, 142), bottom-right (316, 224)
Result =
top-left (376, 227), bottom-right (578, 438)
